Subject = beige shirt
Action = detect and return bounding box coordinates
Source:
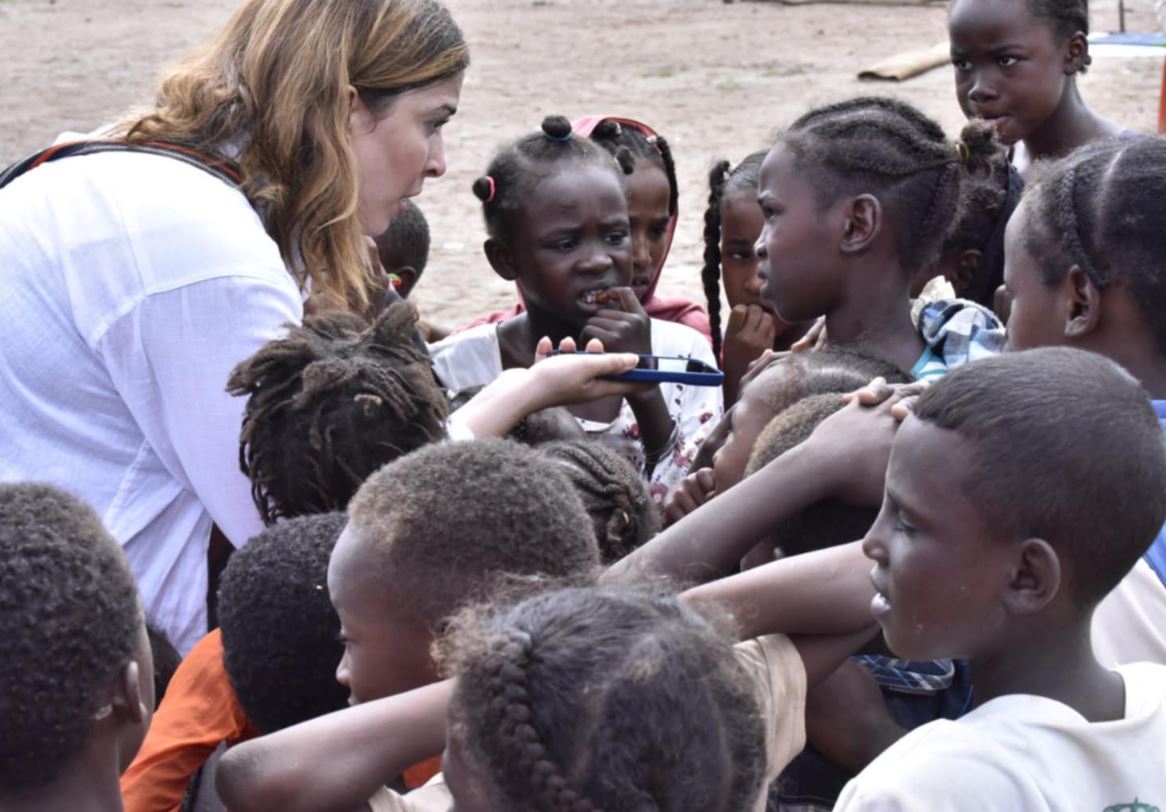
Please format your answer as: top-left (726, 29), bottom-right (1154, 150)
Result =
top-left (365, 634), bottom-right (806, 812)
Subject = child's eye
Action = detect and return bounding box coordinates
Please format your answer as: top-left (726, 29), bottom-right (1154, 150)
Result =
top-left (648, 224), bottom-right (668, 240)
top-left (894, 518), bottom-right (916, 536)
top-left (554, 239), bottom-right (579, 252)
top-left (729, 249), bottom-right (752, 262)
top-left (952, 58), bottom-right (972, 72)
top-left (605, 231), bottom-right (629, 247)
top-left (997, 55), bottom-right (1020, 68)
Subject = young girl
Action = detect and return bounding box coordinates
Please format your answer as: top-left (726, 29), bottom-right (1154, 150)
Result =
top-left (455, 115), bottom-right (711, 341)
top-left (703, 152), bottom-right (811, 405)
top-left (755, 96), bottom-right (1002, 381)
top-left (429, 116), bottom-right (721, 501)
top-left (948, 0), bottom-right (1123, 177)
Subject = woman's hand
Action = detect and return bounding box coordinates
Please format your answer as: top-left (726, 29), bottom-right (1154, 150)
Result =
top-left (722, 304), bottom-right (778, 406)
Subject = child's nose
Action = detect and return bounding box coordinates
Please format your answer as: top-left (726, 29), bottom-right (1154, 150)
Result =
top-left (754, 234), bottom-right (768, 260)
top-left (631, 234), bottom-right (651, 271)
top-left (968, 75), bottom-right (998, 104)
top-left (580, 246), bottom-right (614, 274)
top-left (335, 652), bottom-right (351, 689)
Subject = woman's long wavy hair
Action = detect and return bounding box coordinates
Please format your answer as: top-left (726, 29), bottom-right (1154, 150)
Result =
top-left (117, 0), bottom-right (468, 314)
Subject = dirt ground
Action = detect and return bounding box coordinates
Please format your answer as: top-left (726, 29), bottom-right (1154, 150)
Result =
top-left (2, 0), bottom-right (1161, 325)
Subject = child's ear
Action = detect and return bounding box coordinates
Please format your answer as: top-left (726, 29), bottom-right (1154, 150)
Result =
top-left (102, 659), bottom-right (150, 726)
top-left (394, 266), bottom-right (419, 299)
top-left (1064, 32), bottom-right (1090, 75)
top-left (484, 238), bottom-right (518, 281)
top-left (1001, 537), bottom-right (1061, 616)
top-left (840, 194), bottom-right (881, 254)
top-left (949, 249), bottom-right (982, 296)
top-left (1063, 265), bottom-right (1103, 340)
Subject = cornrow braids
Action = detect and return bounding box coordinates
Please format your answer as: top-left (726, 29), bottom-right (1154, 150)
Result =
top-left (442, 586), bottom-right (768, 812)
top-left (226, 302), bottom-right (448, 524)
top-left (472, 115), bottom-right (632, 243)
top-left (1021, 136), bottom-right (1166, 355)
top-left (589, 120), bottom-right (679, 216)
top-left (782, 97), bottom-right (1002, 272)
top-left (538, 440), bottom-right (659, 564)
top-left (1026, 0), bottom-right (1091, 61)
top-left (702, 152), bottom-right (768, 359)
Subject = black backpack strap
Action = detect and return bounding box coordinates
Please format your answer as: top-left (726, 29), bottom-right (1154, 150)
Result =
top-left (0, 139), bottom-right (244, 191)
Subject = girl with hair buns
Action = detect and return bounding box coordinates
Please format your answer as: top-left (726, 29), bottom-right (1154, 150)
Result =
top-left (0, 0), bottom-right (468, 653)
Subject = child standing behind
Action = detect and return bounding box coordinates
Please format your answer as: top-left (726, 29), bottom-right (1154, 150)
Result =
top-left (430, 116), bottom-right (721, 502)
top-left (948, 0), bottom-right (1123, 177)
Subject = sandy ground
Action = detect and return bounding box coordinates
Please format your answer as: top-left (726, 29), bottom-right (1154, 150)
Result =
top-left (2, 0), bottom-right (1161, 325)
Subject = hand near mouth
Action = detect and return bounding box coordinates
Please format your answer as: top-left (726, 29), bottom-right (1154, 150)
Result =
top-left (579, 287), bottom-right (653, 356)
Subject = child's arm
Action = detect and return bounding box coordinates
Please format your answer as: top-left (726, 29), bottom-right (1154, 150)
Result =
top-left (607, 395), bottom-right (901, 584)
top-left (216, 680), bottom-right (451, 812)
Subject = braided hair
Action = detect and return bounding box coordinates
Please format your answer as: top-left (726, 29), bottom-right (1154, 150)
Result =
top-left (702, 151), bottom-right (767, 359)
top-left (472, 115), bottom-right (633, 243)
top-left (441, 586), bottom-right (768, 812)
top-left (1021, 136), bottom-right (1166, 355)
top-left (1025, 0), bottom-right (1091, 71)
top-left (226, 302), bottom-right (448, 524)
top-left (538, 440), bottom-right (660, 564)
top-left (589, 120), bottom-right (679, 217)
top-left (781, 97), bottom-right (1003, 273)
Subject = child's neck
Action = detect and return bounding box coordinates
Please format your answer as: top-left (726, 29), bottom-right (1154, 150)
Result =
top-left (497, 309), bottom-right (577, 370)
top-left (0, 762), bottom-right (125, 812)
top-left (971, 614), bottom-right (1125, 723)
top-left (1018, 82), bottom-right (1118, 168)
top-left (823, 270), bottom-right (924, 374)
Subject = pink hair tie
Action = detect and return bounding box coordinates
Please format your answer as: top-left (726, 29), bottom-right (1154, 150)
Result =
top-left (485, 175), bottom-right (496, 203)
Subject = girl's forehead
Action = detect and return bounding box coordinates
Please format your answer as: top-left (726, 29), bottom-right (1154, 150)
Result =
top-left (949, 0), bottom-right (1046, 41)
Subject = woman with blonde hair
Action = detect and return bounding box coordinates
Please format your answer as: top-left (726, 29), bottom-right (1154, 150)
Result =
top-left (0, 0), bottom-right (468, 653)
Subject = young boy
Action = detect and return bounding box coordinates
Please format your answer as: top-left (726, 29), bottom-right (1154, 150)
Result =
top-left (0, 483), bottom-right (154, 812)
top-left (217, 439), bottom-right (603, 812)
top-left (374, 198), bottom-right (429, 301)
top-left (835, 348), bottom-right (1166, 808)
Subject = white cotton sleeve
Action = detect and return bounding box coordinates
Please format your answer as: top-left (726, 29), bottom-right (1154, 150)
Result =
top-left (96, 274), bottom-right (303, 548)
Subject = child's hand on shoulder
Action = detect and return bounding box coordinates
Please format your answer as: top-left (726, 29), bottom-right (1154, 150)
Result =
top-left (580, 287), bottom-right (653, 356)
top-left (662, 467), bottom-right (717, 527)
top-left (800, 395), bottom-right (903, 507)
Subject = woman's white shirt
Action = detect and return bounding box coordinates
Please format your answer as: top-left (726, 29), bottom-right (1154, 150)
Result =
top-left (0, 151), bottom-right (301, 653)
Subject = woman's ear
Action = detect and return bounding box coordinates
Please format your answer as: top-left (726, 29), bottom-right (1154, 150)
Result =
top-left (484, 238), bottom-right (517, 281)
top-left (1065, 32), bottom-right (1091, 75)
top-left (347, 85), bottom-right (372, 134)
top-left (1063, 265), bottom-right (1103, 340)
top-left (1001, 538), bottom-right (1061, 616)
top-left (840, 194), bottom-right (881, 254)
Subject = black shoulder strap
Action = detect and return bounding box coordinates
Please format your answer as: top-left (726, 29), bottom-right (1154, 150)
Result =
top-left (0, 138), bottom-right (244, 191)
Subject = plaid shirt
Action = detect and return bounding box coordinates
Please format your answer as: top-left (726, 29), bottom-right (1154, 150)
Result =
top-left (918, 298), bottom-right (1006, 370)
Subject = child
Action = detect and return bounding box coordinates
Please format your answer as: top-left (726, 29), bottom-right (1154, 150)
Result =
top-left (0, 483), bottom-right (153, 812)
top-left (374, 199), bottom-right (429, 300)
top-left (664, 348), bottom-right (903, 526)
top-left (429, 116), bottom-right (721, 502)
top-left (998, 135), bottom-right (1166, 665)
top-left (227, 303), bottom-right (449, 524)
top-left (121, 514), bottom-right (350, 812)
top-left (217, 439), bottom-right (603, 811)
top-left (703, 151), bottom-right (811, 404)
top-left (755, 97), bottom-right (1002, 382)
top-left (948, 0), bottom-right (1123, 177)
top-left (456, 115), bottom-right (711, 341)
top-left (835, 348), bottom-right (1166, 808)
top-left (538, 439), bottom-right (660, 563)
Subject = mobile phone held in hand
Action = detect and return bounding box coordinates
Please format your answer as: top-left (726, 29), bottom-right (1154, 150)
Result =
top-left (549, 352), bottom-right (725, 386)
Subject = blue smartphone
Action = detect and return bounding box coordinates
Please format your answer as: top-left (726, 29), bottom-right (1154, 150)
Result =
top-left (549, 352), bottom-right (724, 387)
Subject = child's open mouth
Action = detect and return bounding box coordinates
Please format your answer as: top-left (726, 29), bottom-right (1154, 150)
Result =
top-left (578, 287), bottom-right (614, 309)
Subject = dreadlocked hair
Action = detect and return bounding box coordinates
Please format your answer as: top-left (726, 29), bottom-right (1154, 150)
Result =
top-left (702, 151), bottom-right (767, 359)
top-left (226, 301), bottom-right (448, 524)
top-left (472, 115), bottom-right (634, 242)
top-left (782, 97), bottom-right (1002, 272)
top-left (589, 120), bottom-right (679, 217)
top-left (538, 440), bottom-right (660, 564)
top-left (440, 585), bottom-right (768, 812)
top-left (1021, 136), bottom-right (1166, 355)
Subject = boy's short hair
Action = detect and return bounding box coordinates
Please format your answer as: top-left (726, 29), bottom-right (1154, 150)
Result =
top-left (746, 393), bottom-right (878, 556)
top-left (347, 439), bottom-right (601, 626)
top-left (218, 512), bottom-right (349, 734)
top-left (914, 347), bottom-right (1166, 606)
top-left (0, 483), bottom-right (141, 789)
top-left (375, 198), bottom-right (430, 276)
top-left (537, 440), bottom-right (659, 564)
top-left (147, 625), bottom-right (182, 705)
top-left (227, 302), bottom-right (449, 524)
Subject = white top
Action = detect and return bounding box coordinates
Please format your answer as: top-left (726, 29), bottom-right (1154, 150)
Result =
top-left (428, 319), bottom-right (723, 503)
top-left (1093, 558), bottom-right (1166, 667)
top-left (836, 662), bottom-right (1166, 811)
top-left (0, 151), bottom-right (301, 653)
top-left (366, 634), bottom-right (806, 812)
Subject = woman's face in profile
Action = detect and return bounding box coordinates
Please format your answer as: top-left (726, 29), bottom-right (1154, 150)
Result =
top-left (349, 73), bottom-right (464, 237)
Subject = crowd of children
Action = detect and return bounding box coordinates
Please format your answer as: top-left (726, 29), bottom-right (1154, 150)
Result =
top-left (3, 0), bottom-right (1165, 809)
